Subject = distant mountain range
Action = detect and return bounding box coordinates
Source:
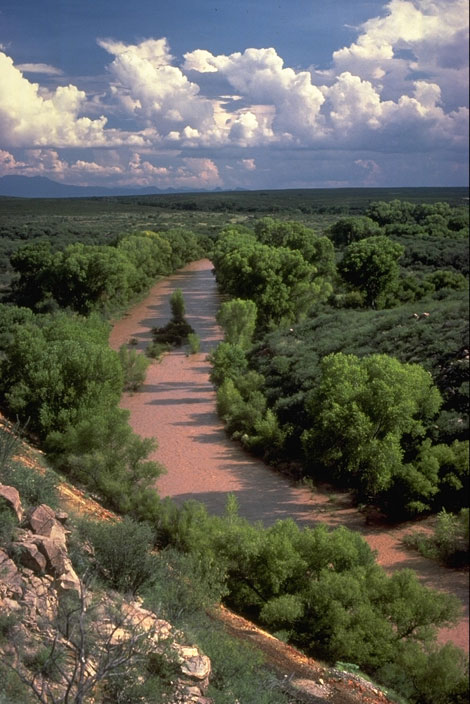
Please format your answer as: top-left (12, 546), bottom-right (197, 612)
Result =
top-left (0, 175), bottom-right (209, 198)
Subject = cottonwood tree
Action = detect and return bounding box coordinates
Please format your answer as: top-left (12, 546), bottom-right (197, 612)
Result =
top-left (302, 352), bottom-right (442, 502)
top-left (338, 235), bottom-right (404, 308)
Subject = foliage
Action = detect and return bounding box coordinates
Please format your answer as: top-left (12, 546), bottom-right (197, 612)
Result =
top-left (403, 508), bottom-right (469, 567)
top-left (77, 517), bottom-right (158, 594)
top-left (338, 235), bottom-right (405, 308)
top-left (187, 332), bottom-right (200, 354)
top-left (216, 298), bottom-right (257, 349)
top-left (118, 344), bottom-right (150, 391)
top-left (151, 290), bottom-right (195, 347)
top-left (209, 342), bottom-right (249, 387)
top-left (254, 217), bottom-right (336, 278)
top-left (212, 228), bottom-right (331, 330)
top-left (302, 352), bottom-right (442, 507)
top-left (155, 496), bottom-right (464, 703)
top-left (169, 288), bottom-right (185, 321)
top-left (328, 215), bottom-right (381, 246)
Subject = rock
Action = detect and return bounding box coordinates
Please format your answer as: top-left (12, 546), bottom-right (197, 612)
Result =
top-left (0, 484), bottom-right (23, 521)
top-left (180, 654), bottom-right (211, 681)
top-left (0, 548), bottom-right (23, 596)
top-left (54, 510), bottom-right (69, 524)
top-left (33, 535), bottom-right (68, 575)
top-left (57, 566), bottom-right (81, 594)
top-left (28, 504), bottom-right (56, 534)
top-left (28, 505), bottom-right (68, 549)
top-left (15, 541), bottom-right (47, 574)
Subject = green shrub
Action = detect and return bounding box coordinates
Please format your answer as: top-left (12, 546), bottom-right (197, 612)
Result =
top-left (78, 517), bottom-right (157, 594)
top-left (170, 288), bottom-right (185, 321)
top-left (2, 461), bottom-right (59, 509)
top-left (403, 508), bottom-right (469, 567)
top-left (144, 547), bottom-right (227, 623)
top-left (118, 345), bottom-right (150, 390)
top-left (146, 340), bottom-right (170, 360)
top-left (0, 498), bottom-right (19, 546)
top-left (187, 332), bottom-right (200, 354)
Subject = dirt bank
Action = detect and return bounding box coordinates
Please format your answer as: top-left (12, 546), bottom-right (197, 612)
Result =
top-left (109, 259), bottom-right (469, 653)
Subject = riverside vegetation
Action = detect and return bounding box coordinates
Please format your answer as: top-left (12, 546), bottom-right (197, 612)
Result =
top-left (0, 188), bottom-right (468, 703)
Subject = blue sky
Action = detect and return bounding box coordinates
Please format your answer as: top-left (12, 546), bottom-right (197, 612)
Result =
top-left (0, 0), bottom-right (468, 190)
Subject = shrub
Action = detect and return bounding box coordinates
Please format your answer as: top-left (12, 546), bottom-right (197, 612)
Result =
top-left (78, 517), bottom-right (158, 594)
top-left (146, 340), bottom-right (170, 360)
top-left (118, 345), bottom-right (150, 391)
top-left (187, 332), bottom-right (200, 354)
top-left (170, 288), bottom-right (185, 321)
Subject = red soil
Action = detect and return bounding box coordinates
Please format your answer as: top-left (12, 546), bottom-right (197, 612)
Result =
top-left (109, 259), bottom-right (469, 654)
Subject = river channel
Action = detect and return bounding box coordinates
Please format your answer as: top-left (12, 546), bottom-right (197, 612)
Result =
top-left (109, 259), bottom-right (469, 652)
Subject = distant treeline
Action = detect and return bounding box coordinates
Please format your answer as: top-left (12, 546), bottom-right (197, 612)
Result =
top-left (134, 187), bottom-right (469, 213)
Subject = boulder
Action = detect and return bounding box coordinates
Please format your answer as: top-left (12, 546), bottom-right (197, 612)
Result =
top-left (0, 484), bottom-right (23, 521)
top-left (0, 548), bottom-right (23, 596)
top-left (180, 653), bottom-right (211, 681)
top-left (28, 505), bottom-right (68, 549)
top-left (16, 541), bottom-right (47, 574)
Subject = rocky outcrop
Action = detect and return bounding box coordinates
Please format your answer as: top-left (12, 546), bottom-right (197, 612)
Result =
top-left (0, 483), bottom-right (23, 521)
top-left (0, 487), bottom-right (212, 704)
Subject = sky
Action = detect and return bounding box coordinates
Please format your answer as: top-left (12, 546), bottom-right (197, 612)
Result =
top-left (0, 0), bottom-right (468, 191)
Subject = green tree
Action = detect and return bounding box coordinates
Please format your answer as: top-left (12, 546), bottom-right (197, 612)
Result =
top-left (302, 353), bottom-right (442, 502)
top-left (328, 216), bottom-right (381, 247)
top-left (216, 298), bottom-right (257, 349)
top-left (339, 236), bottom-right (404, 308)
top-left (170, 288), bottom-right (185, 321)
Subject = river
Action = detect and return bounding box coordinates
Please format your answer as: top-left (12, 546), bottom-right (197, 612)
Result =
top-left (109, 258), bottom-right (469, 652)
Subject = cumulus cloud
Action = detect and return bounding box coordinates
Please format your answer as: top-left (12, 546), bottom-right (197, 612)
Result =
top-left (99, 37), bottom-right (219, 141)
top-left (331, 0), bottom-right (469, 106)
top-left (184, 46), bottom-right (326, 142)
top-left (0, 0), bottom-right (467, 190)
top-left (0, 52), bottom-right (151, 148)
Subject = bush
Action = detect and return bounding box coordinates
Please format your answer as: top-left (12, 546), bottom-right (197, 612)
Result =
top-left (144, 547), bottom-right (227, 622)
top-left (118, 345), bottom-right (150, 391)
top-left (77, 517), bottom-right (158, 594)
top-left (2, 461), bottom-right (59, 509)
top-left (403, 508), bottom-right (469, 567)
top-left (0, 498), bottom-right (19, 546)
top-left (146, 340), bottom-right (170, 360)
top-left (187, 332), bottom-right (200, 354)
top-left (170, 288), bottom-right (185, 321)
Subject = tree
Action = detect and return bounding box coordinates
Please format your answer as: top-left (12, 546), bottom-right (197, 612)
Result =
top-left (170, 288), bottom-right (185, 321)
top-left (338, 236), bottom-right (404, 308)
top-left (328, 216), bottom-right (381, 247)
top-left (302, 353), bottom-right (442, 501)
top-left (216, 298), bottom-right (257, 349)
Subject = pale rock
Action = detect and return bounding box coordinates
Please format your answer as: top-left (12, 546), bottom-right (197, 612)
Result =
top-left (0, 484), bottom-right (23, 521)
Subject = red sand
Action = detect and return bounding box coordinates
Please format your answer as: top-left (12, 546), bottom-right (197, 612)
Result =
top-left (109, 259), bottom-right (469, 653)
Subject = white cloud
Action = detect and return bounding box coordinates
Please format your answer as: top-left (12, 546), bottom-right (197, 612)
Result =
top-left (1, 0), bottom-right (467, 190)
top-left (184, 46), bottom-right (326, 142)
top-left (0, 147), bottom-right (221, 190)
top-left (17, 63), bottom-right (64, 76)
top-left (240, 158), bottom-right (256, 171)
top-left (99, 37), bottom-right (218, 140)
top-left (0, 52), bottom-right (150, 148)
top-left (331, 0), bottom-right (469, 106)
